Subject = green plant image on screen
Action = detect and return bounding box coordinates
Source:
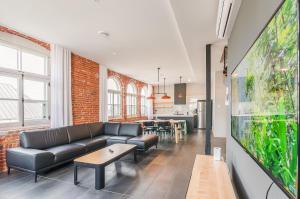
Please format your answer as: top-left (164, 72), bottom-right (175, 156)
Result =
top-left (231, 0), bottom-right (298, 197)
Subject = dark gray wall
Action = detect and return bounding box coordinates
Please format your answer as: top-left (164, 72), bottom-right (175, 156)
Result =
top-left (226, 0), bottom-right (289, 198)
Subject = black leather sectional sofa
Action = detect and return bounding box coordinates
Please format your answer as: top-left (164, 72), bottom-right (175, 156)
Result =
top-left (6, 122), bottom-right (158, 182)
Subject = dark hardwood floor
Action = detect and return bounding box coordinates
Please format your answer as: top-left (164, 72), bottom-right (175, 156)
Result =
top-left (0, 130), bottom-right (226, 199)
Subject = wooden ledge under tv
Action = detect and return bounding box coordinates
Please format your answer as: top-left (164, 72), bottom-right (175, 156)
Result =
top-left (186, 155), bottom-right (236, 199)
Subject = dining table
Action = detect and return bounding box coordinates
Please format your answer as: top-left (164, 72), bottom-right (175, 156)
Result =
top-left (136, 119), bottom-right (187, 144)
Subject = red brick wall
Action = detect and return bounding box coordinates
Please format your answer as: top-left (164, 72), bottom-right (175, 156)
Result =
top-left (0, 133), bottom-right (19, 172)
top-left (71, 53), bottom-right (100, 124)
top-left (107, 69), bottom-right (149, 122)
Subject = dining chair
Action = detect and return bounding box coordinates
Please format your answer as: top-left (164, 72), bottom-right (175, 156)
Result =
top-left (142, 121), bottom-right (156, 134)
top-left (156, 121), bottom-right (172, 138)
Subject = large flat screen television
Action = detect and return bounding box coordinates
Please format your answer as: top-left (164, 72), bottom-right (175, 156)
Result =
top-left (231, 0), bottom-right (299, 198)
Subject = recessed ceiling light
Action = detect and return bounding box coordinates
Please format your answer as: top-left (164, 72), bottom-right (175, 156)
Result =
top-left (188, 78), bottom-right (191, 82)
top-left (97, 31), bottom-right (110, 38)
top-left (112, 52), bottom-right (117, 56)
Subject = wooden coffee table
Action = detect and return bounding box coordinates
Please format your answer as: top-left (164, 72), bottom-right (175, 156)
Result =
top-left (74, 144), bottom-right (137, 190)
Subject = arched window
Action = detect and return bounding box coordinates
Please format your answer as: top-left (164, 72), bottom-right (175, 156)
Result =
top-left (126, 83), bottom-right (137, 116)
top-left (107, 77), bottom-right (121, 118)
top-left (140, 86), bottom-right (147, 116)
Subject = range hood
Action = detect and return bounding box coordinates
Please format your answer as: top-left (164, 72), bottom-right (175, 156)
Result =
top-left (174, 83), bottom-right (186, 104)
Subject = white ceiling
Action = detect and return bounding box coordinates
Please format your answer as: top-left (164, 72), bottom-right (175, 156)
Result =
top-left (0, 0), bottom-right (220, 85)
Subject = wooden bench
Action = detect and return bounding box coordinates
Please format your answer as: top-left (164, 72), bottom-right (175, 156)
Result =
top-left (186, 155), bottom-right (236, 199)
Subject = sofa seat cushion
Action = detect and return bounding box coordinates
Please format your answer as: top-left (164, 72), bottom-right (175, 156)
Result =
top-left (107, 136), bottom-right (132, 145)
top-left (6, 147), bottom-right (55, 171)
top-left (127, 134), bottom-right (159, 150)
top-left (93, 135), bottom-right (111, 141)
top-left (73, 138), bottom-right (106, 152)
top-left (46, 144), bottom-right (85, 162)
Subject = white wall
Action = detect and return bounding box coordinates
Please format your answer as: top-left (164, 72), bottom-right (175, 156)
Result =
top-left (211, 44), bottom-right (227, 137)
top-left (226, 0), bottom-right (288, 198)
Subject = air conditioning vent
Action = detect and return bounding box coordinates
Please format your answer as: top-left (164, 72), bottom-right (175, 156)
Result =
top-left (216, 0), bottom-right (241, 39)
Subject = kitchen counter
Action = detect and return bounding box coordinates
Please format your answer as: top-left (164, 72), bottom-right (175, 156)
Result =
top-left (154, 115), bottom-right (196, 133)
top-left (154, 114), bottom-right (194, 118)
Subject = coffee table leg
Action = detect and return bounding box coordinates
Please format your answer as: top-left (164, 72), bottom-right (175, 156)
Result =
top-left (74, 165), bottom-right (79, 185)
top-left (95, 166), bottom-right (105, 190)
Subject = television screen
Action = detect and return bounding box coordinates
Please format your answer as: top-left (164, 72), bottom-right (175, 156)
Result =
top-left (231, 0), bottom-right (298, 197)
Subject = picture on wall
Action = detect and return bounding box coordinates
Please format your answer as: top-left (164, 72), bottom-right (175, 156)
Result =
top-left (231, 0), bottom-right (299, 198)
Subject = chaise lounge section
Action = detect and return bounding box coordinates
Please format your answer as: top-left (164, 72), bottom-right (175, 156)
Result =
top-left (6, 122), bottom-right (159, 182)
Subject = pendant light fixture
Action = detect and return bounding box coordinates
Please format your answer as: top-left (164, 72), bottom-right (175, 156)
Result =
top-left (147, 67), bottom-right (170, 100)
top-left (161, 77), bottom-right (171, 100)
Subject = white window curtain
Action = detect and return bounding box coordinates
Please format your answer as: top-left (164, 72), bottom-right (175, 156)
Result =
top-left (50, 44), bottom-right (72, 127)
top-left (100, 66), bottom-right (108, 122)
top-left (147, 84), bottom-right (154, 119)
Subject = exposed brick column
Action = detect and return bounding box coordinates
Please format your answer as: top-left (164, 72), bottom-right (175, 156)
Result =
top-left (71, 53), bottom-right (100, 125)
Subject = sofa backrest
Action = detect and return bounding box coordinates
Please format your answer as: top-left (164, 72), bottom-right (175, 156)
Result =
top-left (88, 122), bottom-right (104, 137)
top-left (67, 124), bottom-right (91, 143)
top-left (20, 127), bottom-right (69, 149)
top-left (104, 123), bottom-right (120, 136)
top-left (119, 123), bottom-right (142, 137)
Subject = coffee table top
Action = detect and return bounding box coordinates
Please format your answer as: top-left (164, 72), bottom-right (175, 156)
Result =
top-left (74, 144), bottom-right (137, 166)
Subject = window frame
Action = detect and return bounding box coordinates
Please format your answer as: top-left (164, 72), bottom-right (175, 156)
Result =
top-left (126, 83), bottom-right (137, 117)
top-left (0, 41), bottom-right (50, 128)
top-left (107, 77), bottom-right (122, 119)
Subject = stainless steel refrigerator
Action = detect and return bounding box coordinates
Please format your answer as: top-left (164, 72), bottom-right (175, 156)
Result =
top-left (197, 100), bottom-right (206, 129)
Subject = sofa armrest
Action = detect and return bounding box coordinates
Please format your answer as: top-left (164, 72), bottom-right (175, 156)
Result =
top-left (6, 147), bottom-right (55, 171)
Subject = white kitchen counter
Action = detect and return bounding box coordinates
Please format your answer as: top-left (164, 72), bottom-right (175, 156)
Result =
top-left (153, 114), bottom-right (195, 118)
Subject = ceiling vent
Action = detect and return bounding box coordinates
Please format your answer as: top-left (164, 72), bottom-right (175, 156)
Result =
top-left (216, 0), bottom-right (241, 39)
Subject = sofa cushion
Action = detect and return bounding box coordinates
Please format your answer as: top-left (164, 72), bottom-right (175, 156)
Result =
top-left (104, 123), bottom-right (120, 136)
top-left (93, 135), bottom-right (111, 141)
top-left (119, 123), bottom-right (142, 137)
top-left (127, 134), bottom-right (159, 150)
top-left (67, 124), bottom-right (91, 143)
top-left (20, 127), bottom-right (69, 150)
top-left (88, 122), bottom-right (104, 138)
top-left (46, 144), bottom-right (85, 162)
top-left (6, 147), bottom-right (55, 171)
top-left (107, 136), bottom-right (131, 145)
top-left (73, 138), bottom-right (106, 152)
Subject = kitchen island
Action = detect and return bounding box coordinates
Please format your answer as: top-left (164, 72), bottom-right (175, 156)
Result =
top-left (154, 114), bottom-right (196, 133)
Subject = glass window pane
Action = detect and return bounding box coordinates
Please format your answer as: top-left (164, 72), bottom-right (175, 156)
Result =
top-left (141, 87), bottom-right (147, 96)
top-left (108, 105), bottom-right (112, 117)
top-left (0, 100), bottom-right (18, 123)
top-left (0, 75), bottom-right (18, 99)
top-left (108, 78), bottom-right (120, 91)
top-left (22, 51), bottom-right (46, 75)
top-left (24, 79), bottom-right (47, 100)
top-left (24, 102), bottom-right (47, 120)
top-left (0, 44), bottom-right (18, 70)
top-left (127, 83), bottom-right (137, 94)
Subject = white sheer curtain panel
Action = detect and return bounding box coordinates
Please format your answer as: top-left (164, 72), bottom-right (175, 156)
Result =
top-left (50, 44), bottom-right (73, 127)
